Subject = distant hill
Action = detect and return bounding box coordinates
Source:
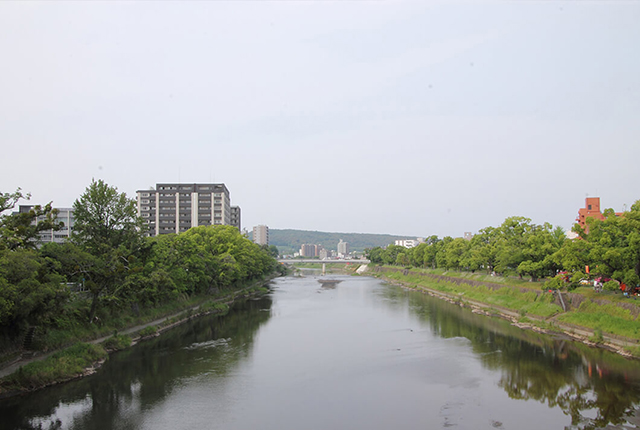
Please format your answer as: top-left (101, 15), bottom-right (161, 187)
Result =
top-left (265, 229), bottom-right (410, 254)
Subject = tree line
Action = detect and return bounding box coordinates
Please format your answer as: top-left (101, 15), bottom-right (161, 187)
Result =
top-left (366, 201), bottom-right (640, 289)
top-left (0, 180), bottom-right (280, 349)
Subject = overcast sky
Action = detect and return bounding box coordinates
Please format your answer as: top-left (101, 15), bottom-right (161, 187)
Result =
top-left (1, 1), bottom-right (638, 238)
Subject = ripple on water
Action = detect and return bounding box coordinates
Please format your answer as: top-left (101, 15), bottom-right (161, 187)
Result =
top-left (184, 338), bottom-right (230, 350)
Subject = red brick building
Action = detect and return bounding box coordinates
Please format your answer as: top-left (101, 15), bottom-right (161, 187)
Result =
top-left (576, 197), bottom-right (623, 231)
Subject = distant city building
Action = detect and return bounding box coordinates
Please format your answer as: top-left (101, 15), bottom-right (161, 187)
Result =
top-left (230, 206), bottom-right (241, 231)
top-left (394, 239), bottom-right (420, 248)
top-left (337, 239), bottom-right (349, 257)
top-left (319, 248), bottom-right (333, 260)
top-left (17, 205), bottom-right (74, 245)
top-left (300, 244), bottom-right (321, 257)
top-left (576, 197), bottom-right (622, 233)
top-left (137, 183), bottom-right (236, 237)
top-left (253, 224), bottom-right (269, 245)
top-left (463, 232), bottom-right (474, 241)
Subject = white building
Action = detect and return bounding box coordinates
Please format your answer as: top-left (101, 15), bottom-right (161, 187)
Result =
top-left (337, 239), bottom-right (349, 257)
top-left (395, 239), bottom-right (421, 248)
top-left (253, 225), bottom-right (269, 245)
top-left (17, 205), bottom-right (74, 245)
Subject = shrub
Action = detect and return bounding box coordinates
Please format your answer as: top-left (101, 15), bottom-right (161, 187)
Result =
top-left (138, 326), bottom-right (158, 337)
top-left (102, 334), bottom-right (131, 351)
top-left (603, 280), bottom-right (620, 292)
top-left (0, 343), bottom-right (106, 391)
top-left (590, 328), bottom-right (604, 344)
top-left (544, 276), bottom-right (565, 291)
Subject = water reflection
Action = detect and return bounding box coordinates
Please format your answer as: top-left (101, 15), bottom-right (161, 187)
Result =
top-left (4, 279), bottom-right (640, 430)
top-left (0, 296), bottom-right (273, 430)
top-left (400, 288), bottom-right (640, 429)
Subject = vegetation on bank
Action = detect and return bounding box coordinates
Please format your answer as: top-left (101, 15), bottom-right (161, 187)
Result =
top-left (0, 181), bottom-right (282, 359)
top-left (365, 201), bottom-right (640, 349)
top-left (0, 343), bottom-right (107, 394)
top-left (375, 267), bottom-right (640, 350)
top-left (103, 333), bottom-right (131, 351)
top-left (367, 203), bottom-right (640, 289)
top-left (381, 270), bottom-right (562, 318)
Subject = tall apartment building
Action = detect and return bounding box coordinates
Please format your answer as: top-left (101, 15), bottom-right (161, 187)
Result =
top-left (337, 239), bottom-right (349, 257)
top-left (253, 225), bottom-right (269, 245)
top-left (137, 183), bottom-right (237, 236)
top-left (18, 205), bottom-right (74, 244)
top-left (300, 244), bottom-right (321, 258)
top-left (230, 206), bottom-right (241, 231)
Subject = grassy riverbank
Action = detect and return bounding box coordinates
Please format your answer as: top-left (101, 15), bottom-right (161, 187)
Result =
top-left (0, 343), bottom-right (107, 396)
top-left (18, 276), bottom-right (275, 354)
top-left (0, 280), bottom-right (273, 396)
top-left (382, 270), bottom-right (562, 317)
top-left (371, 266), bottom-right (640, 357)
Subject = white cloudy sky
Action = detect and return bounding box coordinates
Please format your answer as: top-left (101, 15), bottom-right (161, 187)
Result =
top-left (1, 1), bottom-right (638, 238)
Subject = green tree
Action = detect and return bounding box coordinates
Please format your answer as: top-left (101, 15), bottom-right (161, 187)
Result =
top-left (72, 179), bottom-right (145, 253)
top-left (0, 188), bottom-right (62, 250)
top-left (381, 245), bottom-right (406, 265)
top-left (442, 237), bottom-right (469, 270)
top-left (71, 179), bottom-right (145, 322)
top-left (366, 247), bottom-right (384, 264)
top-left (0, 249), bottom-right (68, 329)
top-left (0, 189), bottom-right (27, 213)
top-left (494, 217), bottom-right (534, 275)
top-left (517, 223), bottom-right (565, 281)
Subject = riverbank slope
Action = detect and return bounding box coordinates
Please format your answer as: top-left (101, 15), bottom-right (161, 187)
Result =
top-left (0, 276), bottom-right (277, 397)
top-left (368, 266), bottom-right (640, 359)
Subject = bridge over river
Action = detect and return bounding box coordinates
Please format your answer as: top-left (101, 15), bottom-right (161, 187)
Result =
top-left (278, 259), bottom-right (370, 264)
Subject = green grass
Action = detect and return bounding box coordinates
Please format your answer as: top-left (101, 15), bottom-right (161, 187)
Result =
top-left (199, 301), bottom-right (230, 315)
top-left (384, 267), bottom-right (640, 342)
top-left (556, 301), bottom-right (640, 340)
top-left (102, 333), bottom-right (131, 351)
top-left (390, 266), bottom-right (545, 290)
top-left (384, 271), bottom-right (562, 318)
top-left (0, 343), bottom-right (107, 394)
top-left (137, 326), bottom-right (158, 337)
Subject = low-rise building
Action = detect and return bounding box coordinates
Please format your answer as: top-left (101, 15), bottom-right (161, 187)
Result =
top-left (395, 239), bottom-right (421, 248)
top-left (18, 205), bottom-right (74, 244)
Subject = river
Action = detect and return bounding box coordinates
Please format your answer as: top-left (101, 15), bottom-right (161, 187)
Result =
top-left (3, 272), bottom-right (640, 430)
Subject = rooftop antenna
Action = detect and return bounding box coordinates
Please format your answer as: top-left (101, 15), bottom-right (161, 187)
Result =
top-left (178, 167), bottom-right (181, 184)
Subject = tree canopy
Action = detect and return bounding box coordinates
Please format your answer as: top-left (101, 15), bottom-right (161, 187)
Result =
top-left (367, 200), bottom-right (640, 289)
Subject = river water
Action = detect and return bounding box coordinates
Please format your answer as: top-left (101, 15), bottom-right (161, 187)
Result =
top-left (3, 273), bottom-right (640, 430)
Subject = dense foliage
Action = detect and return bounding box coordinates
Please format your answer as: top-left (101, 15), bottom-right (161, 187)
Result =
top-left (367, 203), bottom-right (640, 289)
top-left (0, 181), bottom-right (280, 352)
